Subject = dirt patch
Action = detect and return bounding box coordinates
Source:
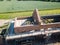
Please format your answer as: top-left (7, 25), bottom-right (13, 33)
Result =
top-left (0, 20), bottom-right (10, 27)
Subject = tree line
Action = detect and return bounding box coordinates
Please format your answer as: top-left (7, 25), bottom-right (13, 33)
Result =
top-left (39, 0), bottom-right (60, 2)
top-left (0, 0), bottom-right (60, 2)
top-left (18, 0), bottom-right (60, 2)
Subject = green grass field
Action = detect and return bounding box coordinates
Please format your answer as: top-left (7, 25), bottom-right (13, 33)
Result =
top-left (0, 9), bottom-right (60, 19)
top-left (0, 1), bottom-right (60, 19)
top-left (0, 1), bottom-right (60, 12)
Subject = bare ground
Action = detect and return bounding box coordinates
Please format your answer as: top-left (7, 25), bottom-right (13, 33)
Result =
top-left (0, 20), bottom-right (10, 27)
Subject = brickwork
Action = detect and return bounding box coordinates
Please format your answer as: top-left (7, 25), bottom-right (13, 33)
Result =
top-left (32, 9), bottom-right (43, 25)
top-left (14, 9), bottom-right (60, 34)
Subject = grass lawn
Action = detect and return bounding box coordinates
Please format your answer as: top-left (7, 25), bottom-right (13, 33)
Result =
top-left (0, 1), bottom-right (60, 19)
top-left (0, 1), bottom-right (60, 12)
top-left (0, 9), bottom-right (60, 19)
